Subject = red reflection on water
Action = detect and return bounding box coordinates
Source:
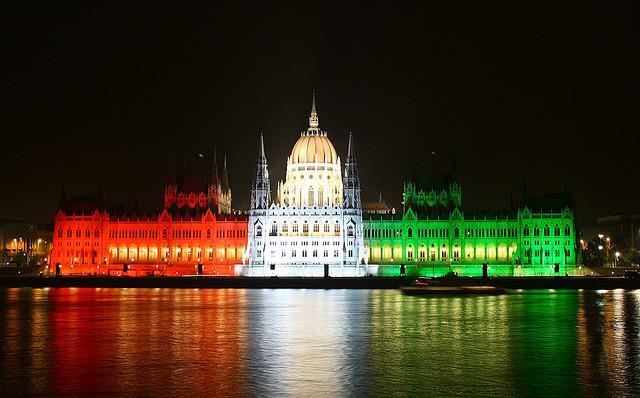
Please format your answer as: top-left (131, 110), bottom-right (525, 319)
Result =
top-left (45, 288), bottom-right (248, 396)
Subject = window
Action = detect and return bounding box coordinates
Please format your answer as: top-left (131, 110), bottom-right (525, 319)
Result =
top-left (313, 223), bottom-right (320, 233)
top-left (534, 226), bottom-right (540, 236)
top-left (348, 250), bottom-right (353, 257)
top-left (347, 225), bottom-right (354, 237)
top-left (207, 229), bottom-right (211, 239)
top-left (564, 225), bottom-right (571, 236)
top-left (324, 223), bottom-right (330, 233)
top-left (454, 227), bottom-right (459, 238)
top-left (334, 223), bottom-right (340, 233)
top-left (334, 250), bottom-right (339, 257)
top-left (303, 224), bottom-right (309, 234)
top-left (523, 226), bottom-right (530, 236)
top-left (293, 224), bottom-right (298, 233)
top-left (407, 227), bottom-right (413, 238)
top-left (256, 226), bottom-right (262, 237)
top-left (312, 250), bottom-right (318, 257)
top-left (544, 225), bottom-right (550, 236)
top-left (324, 250), bottom-right (329, 257)
top-left (163, 229), bottom-right (168, 239)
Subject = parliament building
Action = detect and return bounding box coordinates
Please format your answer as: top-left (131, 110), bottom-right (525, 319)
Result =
top-left (50, 93), bottom-right (577, 277)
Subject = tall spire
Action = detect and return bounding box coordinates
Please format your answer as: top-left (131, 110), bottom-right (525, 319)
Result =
top-left (343, 132), bottom-right (361, 209)
top-left (258, 133), bottom-right (266, 162)
top-left (251, 133), bottom-right (271, 210)
top-left (222, 153), bottom-right (229, 191)
top-left (308, 89), bottom-right (320, 134)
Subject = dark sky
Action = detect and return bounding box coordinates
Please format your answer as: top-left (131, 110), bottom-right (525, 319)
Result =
top-left (5, 2), bottom-right (639, 224)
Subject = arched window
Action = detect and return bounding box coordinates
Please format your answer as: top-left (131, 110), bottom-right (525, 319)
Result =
top-left (206, 229), bottom-right (211, 239)
top-left (523, 225), bottom-right (530, 236)
top-left (58, 229), bottom-right (63, 238)
top-left (554, 225), bottom-right (560, 236)
top-left (271, 223), bottom-right (277, 236)
top-left (533, 226), bottom-right (540, 236)
top-left (308, 188), bottom-right (314, 206)
top-left (454, 227), bottom-right (460, 238)
top-left (324, 222), bottom-right (330, 233)
top-left (407, 227), bottom-right (413, 238)
top-left (85, 229), bottom-right (90, 238)
top-left (564, 225), bottom-right (571, 236)
top-left (94, 229), bottom-right (99, 238)
top-left (347, 225), bottom-right (354, 237)
top-left (544, 225), bottom-right (550, 236)
top-left (76, 229), bottom-right (81, 238)
top-left (313, 222), bottom-right (320, 233)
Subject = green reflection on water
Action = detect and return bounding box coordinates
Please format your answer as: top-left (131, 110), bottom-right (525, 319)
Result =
top-left (367, 290), bottom-right (578, 397)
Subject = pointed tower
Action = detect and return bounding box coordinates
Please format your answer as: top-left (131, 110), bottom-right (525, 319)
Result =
top-left (251, 134), bottom-right (271, 210)
top-left (216, 153), bottom-right (232, 214)
top-left (308, 89), bottom-right (320, 134)
top-left (222, 154), bottom-right (230, 192)
top-left (343, 132), bottom-right (361, 210)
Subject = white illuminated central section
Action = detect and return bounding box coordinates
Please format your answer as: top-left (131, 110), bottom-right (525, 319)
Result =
top-left (277, 131), bottom-right (343, 208)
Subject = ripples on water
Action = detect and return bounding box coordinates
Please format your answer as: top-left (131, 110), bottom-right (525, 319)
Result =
top-left (1, 288), bottom-right (639, 397)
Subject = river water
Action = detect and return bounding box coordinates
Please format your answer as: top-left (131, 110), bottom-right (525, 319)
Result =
top-left (0, 288), bottom-right (639, 397)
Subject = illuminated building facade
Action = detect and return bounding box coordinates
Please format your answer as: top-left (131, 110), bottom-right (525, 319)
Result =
top-left (244, 93), bottom-right (364, 276)
top-left (362, 169), bottom-right (577, 276)
top-left (50, 157), bottom-right (247, 276)
top-left (50, 93), bottom-right (578, 278)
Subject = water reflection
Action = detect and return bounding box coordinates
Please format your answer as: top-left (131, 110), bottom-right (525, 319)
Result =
top-left (1, 288), bottom-right (640, 396)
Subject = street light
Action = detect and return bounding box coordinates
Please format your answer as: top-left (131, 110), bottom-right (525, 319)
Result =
top-left (615, 251), bottom-right (621, 266)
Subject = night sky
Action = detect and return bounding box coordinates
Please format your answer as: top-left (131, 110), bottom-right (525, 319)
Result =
top-left (5, 2), bottom-right (638, 224)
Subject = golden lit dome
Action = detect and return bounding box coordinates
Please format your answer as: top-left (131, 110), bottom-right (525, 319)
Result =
top-left (290, 133), bottom-right (339, 164)
top-left (288, 90), bottom-right (339, 164)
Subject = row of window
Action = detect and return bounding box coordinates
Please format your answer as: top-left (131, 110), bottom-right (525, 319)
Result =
top-left (58, 227), bottom-right (246, 240)
top-left (256, 224), bottom-right (354, 237)
top-left (522, 225), bottom-right (571, 237)
top-left (258, 249), bottom-right (354, 258)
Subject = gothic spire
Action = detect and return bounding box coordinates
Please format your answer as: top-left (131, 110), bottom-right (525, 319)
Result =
top-left (251, 133), bottom-right (271, 210)
top-left (222, 153), bottom-right (229, 191)
top-left (347, 130), bottom-right (356, 161)
top-left (308, 89), bottom-right (319, 134)
top-left (258, 132), bottom-right (267, 162)
top-left (343, 132), bottom-right (361, 209)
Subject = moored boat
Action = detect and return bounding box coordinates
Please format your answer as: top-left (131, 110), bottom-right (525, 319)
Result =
top-left (401, 280), bottom-right (508, 296)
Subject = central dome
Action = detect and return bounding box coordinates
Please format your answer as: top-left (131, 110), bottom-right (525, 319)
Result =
top-left (290, 133), bottom-right (338, 164)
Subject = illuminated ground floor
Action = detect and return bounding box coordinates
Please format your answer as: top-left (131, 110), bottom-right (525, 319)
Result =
top-left (50, 262), bottom-right (240, 277)
top-left (240, 264), bottom-right (366, 277)
top-left (368, 263), bottom-right (581, 277)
